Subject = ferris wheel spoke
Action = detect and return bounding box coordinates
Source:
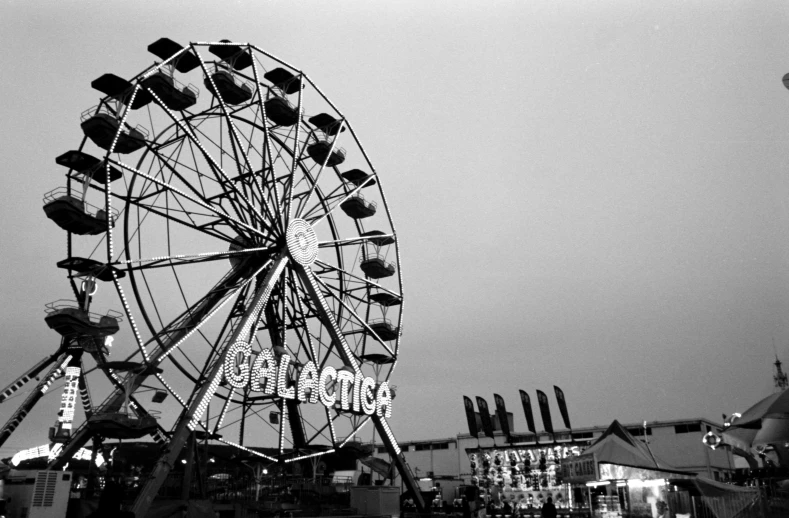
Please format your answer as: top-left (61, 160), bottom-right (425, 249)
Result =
top-left (304, 180), bottom-right (374, 226)
top-left (294, 266), bottom-right (361, 377)
top-left (191, 48), bottom-right (270, 231)
top-left (285, 270), bottom-right (318, 362)
top-left (308, 273), bottom-right (395, 357)
top-left (313, 259), bottom-right (401, 299)
top-left (294, 180), bottom-right (346, 220)
top-left (124, 193), bottom-right (240, 245)
top-left (317, 234), bottom-right (394, 249)
top-left (212, 386), bottom-right (235, 434)
top-left (83, 175), bottom-right (238, 245)
top-left (338, 415), bottom-right (373, 447)
top-left (248, 58), bottom-right (285, 229)
top-left (115, 244), bottom-right (279, 273)
top-left (303, 411), bottom-right (335, 447)
top-left (153, 373), bottom-right (189, 411)
top-left (143, 124), bottom-right (251, 222)
top-left (152, 257), bottom-right (272, 366)
top-left (295, 124), bottom-right (346, 222)
top-left (286, 270), bottom-right (341, 370)
top-left (110, 157), bottom-right (274, 244)
top-left (282, 73), bottom-right (307, 226)
top-left (142, 73), bottom-right (263, 231)
top-left (214, 98), bottom-right (270, 226)
top-left (155, 128), bottom-right (271, 232)
top-left (222, 109), bottom-right (282, 234)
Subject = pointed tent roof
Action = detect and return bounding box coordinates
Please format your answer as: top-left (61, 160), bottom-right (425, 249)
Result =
top-left (584, 420), bottom-right (687, 474)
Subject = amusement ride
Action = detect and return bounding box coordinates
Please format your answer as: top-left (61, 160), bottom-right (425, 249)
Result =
top-left (0, 38), bottom-right (425, 515)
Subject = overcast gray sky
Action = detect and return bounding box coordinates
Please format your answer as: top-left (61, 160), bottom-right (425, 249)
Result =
top-left (2, 0), bottom-right (789, 457)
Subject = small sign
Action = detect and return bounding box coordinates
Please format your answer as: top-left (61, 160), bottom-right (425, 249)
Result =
top-left (560, 453), bottom-right (598, 483)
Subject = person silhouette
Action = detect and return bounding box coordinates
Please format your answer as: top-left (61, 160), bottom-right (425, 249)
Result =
top-left (540, 496), bottom-right (557, 518)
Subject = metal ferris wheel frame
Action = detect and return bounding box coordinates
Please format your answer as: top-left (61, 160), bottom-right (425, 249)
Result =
top-left (0, 38), bottom-right (427, 516)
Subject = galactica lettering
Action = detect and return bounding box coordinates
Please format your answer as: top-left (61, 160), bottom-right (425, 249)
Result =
top-left (223, 341), bottom-right (393, 417)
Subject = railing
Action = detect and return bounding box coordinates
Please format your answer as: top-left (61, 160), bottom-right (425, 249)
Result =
top-left (80, 104), bottom-right (150, 139)
top-left (367, 318), bottom-right (395, 329)
top-left (268, 94), bottom-right (302, 112)
top-left (359, 255), bottom-right (396, 270)
top-left (345, 193), bottom-right (378, 210)
top-left (209, 64), bottom-right (255, 94)
top-left (44, 299), bottom-right (124, 323)
top-left (313, 140), bottom-right (347, 159)
top-left (42, 187), bottom-right (120, 222)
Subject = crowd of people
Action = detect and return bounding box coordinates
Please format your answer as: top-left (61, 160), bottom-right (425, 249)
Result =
top-left (481, 495), bottom-right (557, 518)
top-left (403, 492), bottom-right (561, 518)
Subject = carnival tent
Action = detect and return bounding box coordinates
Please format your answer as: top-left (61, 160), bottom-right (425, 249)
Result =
top-left (584, 420), bottom-right (691, 477)
top-left (669, 477), bottom-right (761, 518)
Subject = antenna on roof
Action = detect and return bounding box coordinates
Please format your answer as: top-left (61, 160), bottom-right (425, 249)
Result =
top-left (774, 357), bottom-right (788, 392)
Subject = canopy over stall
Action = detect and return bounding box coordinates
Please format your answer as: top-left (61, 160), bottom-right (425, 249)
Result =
top-left (563, 421), bottom-right (694, 518)
top-left (582, 420), bottom-right (692, 479)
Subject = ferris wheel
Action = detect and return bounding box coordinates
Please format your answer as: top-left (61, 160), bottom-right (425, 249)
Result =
top-left (0, 38), bottom-right (425, 515)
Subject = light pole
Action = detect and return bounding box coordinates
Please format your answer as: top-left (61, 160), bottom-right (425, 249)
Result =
top-left (241, 461), bottom-right (269, 501)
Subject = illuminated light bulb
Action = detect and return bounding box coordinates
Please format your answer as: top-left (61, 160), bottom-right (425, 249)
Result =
top-left (277, 353), bottom-right (295, 399)
top-left (336, 367), bottom-right (355, 411)
top-left (375, 382), bottom-right (393, 418)
top-left (297, 361), bottom-right (318, 403)
top-left (361, 377), bottom-right (376, 415)
top-left (223, 340), bottom-right (251, 388)
top-left (250, 349), bottom-right (276, 394)
top-left (319, 366), bottom-right (337, 407)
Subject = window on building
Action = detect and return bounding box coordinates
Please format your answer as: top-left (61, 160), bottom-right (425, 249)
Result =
top-left (626, 427), bottom-right (652, 436)
top-left (674, 423), bottom-right (702, 434)
top-left (377, 447), bottom-right (387, 454)
top-left (433, 442), bottom-right (450, 450)
top-left (572, 432), bottom-right (594, 440)
top-left (414, 444), bottom-right (430, 451)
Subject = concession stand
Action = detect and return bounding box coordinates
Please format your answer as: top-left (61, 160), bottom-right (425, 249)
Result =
top-left (560, 421), bottom-right (693, 518)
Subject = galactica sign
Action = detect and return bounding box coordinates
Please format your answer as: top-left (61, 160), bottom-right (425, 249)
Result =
top-left (223, 342), bottom-right (394, 417)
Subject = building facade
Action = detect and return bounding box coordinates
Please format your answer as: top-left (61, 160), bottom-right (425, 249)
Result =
top-left (372, 417), bottom-right (736, 500)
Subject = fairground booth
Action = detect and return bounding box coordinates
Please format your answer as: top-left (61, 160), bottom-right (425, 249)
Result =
top-left (560, 420), bottom-right (760, 518)
top-left (467, 442), bottom-right (581, 514)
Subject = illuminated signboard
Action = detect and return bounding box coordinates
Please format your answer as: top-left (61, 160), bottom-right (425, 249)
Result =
top-left (223, 345), bottom-right (394, 417)
top-left (11, 443), bottom-right (104, 467)
top-left (559, 453), bottom-right (598, 483)
top-left (468, 446), bottom-right (582, 491)
top-left (57, 366), bottom-right (80, 431)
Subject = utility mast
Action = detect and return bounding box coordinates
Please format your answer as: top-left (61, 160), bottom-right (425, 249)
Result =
top-left (774, 356), bottom-right (788, 391)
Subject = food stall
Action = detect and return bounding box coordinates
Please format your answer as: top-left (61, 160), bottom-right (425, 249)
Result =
top-left (560, 421), bottom-right (694, 518)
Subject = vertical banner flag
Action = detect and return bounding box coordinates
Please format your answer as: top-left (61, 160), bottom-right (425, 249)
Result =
top-left (463, 396), bottom-right (478, 438)
top-left (536, 389), bottom-right (554, 434)
top-left (554, 386), bottom-right (572, 430)
top-left (493, 393), bottom-right (511, 440)
top-left (519, 389), bottom-right (537, 435)
top-left (476, 396), bottom-right (495, 439)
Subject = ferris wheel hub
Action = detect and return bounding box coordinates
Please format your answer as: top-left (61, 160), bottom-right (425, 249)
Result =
top-left (285, 219), bottom-right (318, 266)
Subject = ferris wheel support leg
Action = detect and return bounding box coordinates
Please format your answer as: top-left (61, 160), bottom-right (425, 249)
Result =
top-left (373, 415), bottom-right (427, 513)
top-left (181, 432), bottom-right (196, 501)
top-left (0, 347), bottom-right (65, 404)
top-left (49, 268), bottom-right (255, 471)
top-left (0, 352), bottom-right (71, 451)
top-left (86, 436), bottom-right (103, 498)
top-left (264, 303), bottom-right (307, 449)
top-left (131, 254), bottom-right (288, 518)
